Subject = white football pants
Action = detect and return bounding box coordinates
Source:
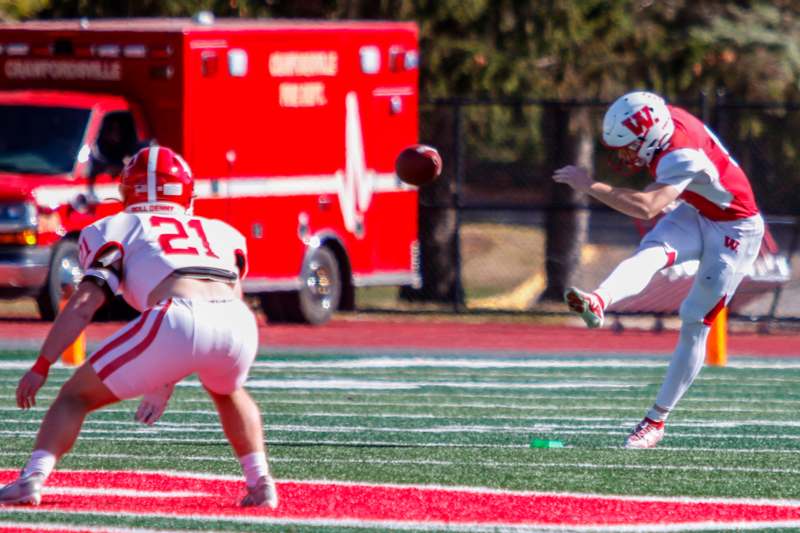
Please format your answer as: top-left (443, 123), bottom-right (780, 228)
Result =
top-left (595, 203), bottom-right (764, 419)
top-left (89, 297), bottom-right (258, 399)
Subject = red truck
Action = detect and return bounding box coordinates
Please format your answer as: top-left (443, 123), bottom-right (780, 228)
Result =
top-left (0, 17), bottom-right (420, 323)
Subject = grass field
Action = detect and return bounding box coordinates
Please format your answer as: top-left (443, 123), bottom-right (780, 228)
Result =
top-left (2, 347), bottom-right (800, 531)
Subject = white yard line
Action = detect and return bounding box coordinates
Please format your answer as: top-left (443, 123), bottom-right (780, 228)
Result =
top-left (242, 390), bottom-right (800, 405)
top-left (7, 398), bottom-right (800, 417)
top-left (249, 358), bottom-right (674, 369)
top-left (0, 451), bottom-right (228, 462)
top-left (9, 415), bottom-right (800, 433)
top-left (242, 357), bottom-right (800, 370)
top-left (4, 426), bottom-right (800, 447)
top-left (237, 379), bottom-right (647, 390)
top-left (4, 356), bottom-right (800, 373)
top-left (0, 522), bottom-right (166, 533)
top-left (0, 434), bottom-right (522, 447)
top-left (16, 452), bottom-right (800, 474)
top-left (40, 487), bottom-right (209, 497)
top-left (9, 414), bottom-right (800, 432)
top-left (4, 511), bottom-right (800, 533)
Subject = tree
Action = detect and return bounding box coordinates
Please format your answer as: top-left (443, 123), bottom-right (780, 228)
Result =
top-left (9, 0), bottom-right (800, 300)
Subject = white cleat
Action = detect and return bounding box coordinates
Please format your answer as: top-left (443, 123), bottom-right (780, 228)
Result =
top-left (564, 287), bottom-right (605, 329)
top-left (0, 473), bottom-right (44, 506)
top-left (240, 475), bottom-right (278, 509)
top-left (624, 418), bottom-right (665, 449)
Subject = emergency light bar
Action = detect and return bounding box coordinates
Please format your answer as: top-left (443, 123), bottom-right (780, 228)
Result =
top-left (123, 45), bottom-right (147, 58)
top-left (94, 44), bottom-right (120, 58)
top-left (0, 40), bottom-right (161, 60)
top-left (5, 43), bottom-right (30, 56)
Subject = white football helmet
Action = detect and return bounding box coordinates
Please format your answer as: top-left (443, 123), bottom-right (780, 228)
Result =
top-left (602, 91), bottom-right (674, 167)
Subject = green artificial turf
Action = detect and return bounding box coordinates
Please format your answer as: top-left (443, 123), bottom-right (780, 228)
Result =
top-left (1, 350), bottom-right (800, 531)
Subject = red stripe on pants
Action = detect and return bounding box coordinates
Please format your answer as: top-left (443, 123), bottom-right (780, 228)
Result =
top-left (89, 308), bottom-right (154, 365)
top-left (97, 299), bottom-right (172, 381)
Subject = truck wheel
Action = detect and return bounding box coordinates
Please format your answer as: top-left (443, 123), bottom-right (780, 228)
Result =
top-left (36, 239), bottom-right (82, 321)
top-left (260, 246), bottom-right (342, 325)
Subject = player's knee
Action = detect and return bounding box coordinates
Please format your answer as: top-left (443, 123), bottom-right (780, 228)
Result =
top-left (697, 258), bottom-right (734, 290)
top-left (53, 387), bottom-right (93, 412)
top-left (204, 384), bottom-right (243, 405)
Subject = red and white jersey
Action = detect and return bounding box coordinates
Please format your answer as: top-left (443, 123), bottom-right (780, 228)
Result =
top-left (649, 106), bottom-right (759, 221)
top-left (78, 202), bottom-right (248, 311)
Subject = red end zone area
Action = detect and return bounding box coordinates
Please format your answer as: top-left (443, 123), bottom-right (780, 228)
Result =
top-left (1, 470), bottom-right (800, 531)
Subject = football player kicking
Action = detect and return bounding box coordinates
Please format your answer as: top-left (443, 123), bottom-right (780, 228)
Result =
top-left (0, 146), bottom-right (277, 508)
top-left (552, 91), bottom-right (764, 449)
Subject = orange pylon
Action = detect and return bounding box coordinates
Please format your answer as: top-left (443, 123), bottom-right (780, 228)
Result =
top-left (59, 286), bottom-right (86, 366)
top-left (706, 307), bottom-right (727, 367)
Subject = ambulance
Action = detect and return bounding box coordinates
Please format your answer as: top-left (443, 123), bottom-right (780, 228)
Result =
top-left (0, 17), bottom-right (420, 324)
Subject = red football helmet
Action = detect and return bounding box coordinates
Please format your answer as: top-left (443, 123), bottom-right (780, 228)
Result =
top-left (120, 146), bottom-right (194, 210)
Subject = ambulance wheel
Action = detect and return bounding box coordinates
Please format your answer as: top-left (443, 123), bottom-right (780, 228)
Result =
top-left (92, 296), bottom-right (140, 322)
top-left (260, 246), bottom-right (342, 325)
top-left (36, 238), bottom-right (82, 321)
top-left (259, 292), bottom-right (294, 323)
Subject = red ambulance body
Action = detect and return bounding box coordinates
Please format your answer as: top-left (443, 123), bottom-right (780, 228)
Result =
top-left (0, 18), bottom-right (420, 323)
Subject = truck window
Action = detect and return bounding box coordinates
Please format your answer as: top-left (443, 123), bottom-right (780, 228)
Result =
top-left (0, 105), bottom-right (90, 175)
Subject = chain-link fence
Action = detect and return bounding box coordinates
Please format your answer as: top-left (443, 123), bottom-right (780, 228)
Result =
top-left (362, 94), bottom-right (800, 329)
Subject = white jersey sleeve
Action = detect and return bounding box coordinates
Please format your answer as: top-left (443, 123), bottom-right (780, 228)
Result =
top-left (78, 221), bottom-right (122, 271)
top-left (655, 148), bottom-right (718, 193)
top-left (78, 217), bottom-right (130, 297)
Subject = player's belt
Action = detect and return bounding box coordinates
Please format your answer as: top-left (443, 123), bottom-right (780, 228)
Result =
top-left (173, 266), bottom-right (237, 282)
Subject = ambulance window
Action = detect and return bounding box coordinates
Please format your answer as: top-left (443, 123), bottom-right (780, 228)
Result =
top-left (92, 112), bottom-right (139, 176)
top-left (228, 49), bottom-right (248, 77)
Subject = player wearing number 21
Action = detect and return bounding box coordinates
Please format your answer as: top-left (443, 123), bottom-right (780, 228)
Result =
top-left (0, 146), bottom-right (277, 508)
top-left (553, 91), bottom-right (764, 449)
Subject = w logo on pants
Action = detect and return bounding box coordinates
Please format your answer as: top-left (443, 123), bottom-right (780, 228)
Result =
top-left (724, 236), bottom-right (740, 252)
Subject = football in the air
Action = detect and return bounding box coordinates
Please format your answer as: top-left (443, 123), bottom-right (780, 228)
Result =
top-left (394, 144), bottom-right (442, 187)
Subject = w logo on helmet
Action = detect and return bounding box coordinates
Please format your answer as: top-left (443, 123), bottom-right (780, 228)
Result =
top-left (622, 107), bottom-right (656, 136)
